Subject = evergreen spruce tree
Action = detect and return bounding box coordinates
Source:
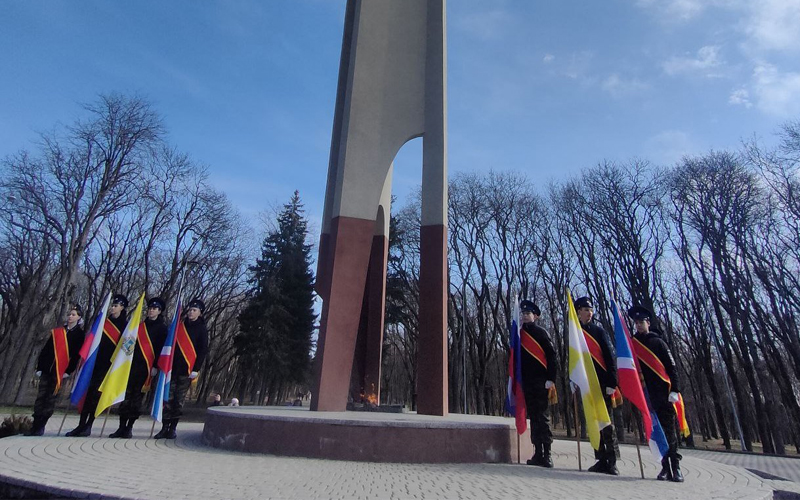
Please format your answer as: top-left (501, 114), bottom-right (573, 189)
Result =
top-left (236, 191), bottom-right (316, 403)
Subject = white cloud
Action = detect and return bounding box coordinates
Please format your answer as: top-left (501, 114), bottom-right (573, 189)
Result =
top-left (601, 74), bottom-right (649, 97)
top-left (744, 0), bottom-right (800, 52)
top-left (543, 54), bottom-right (555, 64)
top-left (662, 45), bottom-right (724, 78)
top-left (644, 130), bottom-right (697, 165)
top-left (751, 63), bottom-right (800, 117)
top-left (728, 88), bottom-right (752, 108)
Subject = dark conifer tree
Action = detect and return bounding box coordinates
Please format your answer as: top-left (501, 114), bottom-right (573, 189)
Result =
top-left (236, 191), bottom-right (316, 403)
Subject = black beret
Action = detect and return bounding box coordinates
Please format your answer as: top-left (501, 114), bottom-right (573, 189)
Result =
top-left (574, 296), bottom-right (594, 309)
top-left (70, 304), bottom-right (83, 317)
top-left (520, 300), bottom-right (541, 316)
top-left (147, 297), bottom-right (166, 311)
top-left (628, 305), bottom-right (652, 321)
top-left (188, 298), bottom-right (205, 313)
top-left (112, 294), bottom-right (129, 307)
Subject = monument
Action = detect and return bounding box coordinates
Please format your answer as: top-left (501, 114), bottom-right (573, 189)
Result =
top-left (311, 0), bottom-right (448, 415)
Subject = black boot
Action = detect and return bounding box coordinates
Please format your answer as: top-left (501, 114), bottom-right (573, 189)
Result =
top-left (24, 416), bottom-right (45, 436)
top-left (123, 417), bottom-right (136, 438)
top-left (526, 443), bottom-right (542, 465)
top-left (669, 455), bottom-right (684, 483)
top-left (65, 412), bottom-right (92, 437)
top-left (165, 418), bottom-right (178, 439)
top-left (109, 417), bottom-right (129, 438)
top-left (540, 443), bottom-right (553, 468)
top-left (588, 459), bottom-right (606, 473)
top-left (657, 456), bottom-right (672, 481)
top-left (604, 455), bottom-right (619, 476)
top-left (153, 419), bottom-right (172, 439)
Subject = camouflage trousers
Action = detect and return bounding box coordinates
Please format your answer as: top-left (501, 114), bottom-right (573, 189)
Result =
top-left (163, 374), bottom-right (193, 420)
top-left (32, 373), bottom-right (60, 421)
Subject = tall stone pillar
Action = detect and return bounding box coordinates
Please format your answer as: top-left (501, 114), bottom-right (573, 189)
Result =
top-left (312, 0), bottom-right (448, 416)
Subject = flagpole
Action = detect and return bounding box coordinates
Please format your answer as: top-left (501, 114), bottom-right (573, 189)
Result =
top-left (517, 433), bottom-right (521, 464)
top-left (635, 441), bottom-right (645, 479)
top-left (57, 402), bottom-right (71, 436)
top-left (573, 390), bottom-right (582, 471)
top-left (56, 378), bottom-right (74, 436)
top-left (100, 408), bottom-right (110, 437)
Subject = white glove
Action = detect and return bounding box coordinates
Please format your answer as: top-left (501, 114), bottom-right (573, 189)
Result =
top-left (62, 373), bottom-right (70, 380)
top-left (606, 387), bottom-right (616, 396)
top-left (569, 381), bottom-right (578, 393)
top-left (189, 371), bottom-right (199, 380)
top-left (150, 367), bottom-right (158, 377)
top-left (668, 392), bottom-right (680, 404)
top-left (35, 370), bottom-right (42, 377)
top-left (544, 380), bottom-right (554, 389)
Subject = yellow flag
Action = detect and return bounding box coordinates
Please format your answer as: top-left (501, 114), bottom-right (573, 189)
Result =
top-left (96, 293), bottom-right (145, 417)
top-left (566, 289), bottom-right (611, 449)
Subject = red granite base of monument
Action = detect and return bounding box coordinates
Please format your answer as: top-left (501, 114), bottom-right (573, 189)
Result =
top-left (203, 406), bottom-right (531, 463)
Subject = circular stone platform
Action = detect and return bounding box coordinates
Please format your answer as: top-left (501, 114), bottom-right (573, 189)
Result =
top-left (203, 406), bottom-right (521, 463)
top-left (0, 414), bottom-right (788, 500)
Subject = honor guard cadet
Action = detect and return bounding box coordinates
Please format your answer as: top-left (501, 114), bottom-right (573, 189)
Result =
top-left (519, 300), bottom-right (559, 468)
top-left (154, 297), bottom-right (208, 439)
top-left (575, 296), bottom-right (620, 475)
top-left (25, 306), bottom-right (85, 436)
top-left (109, 297), bottom-right (168, 438)
top-left (66, 293), bottom-right (129, 437)
top-left (629, 305), bottom-right (685, 482)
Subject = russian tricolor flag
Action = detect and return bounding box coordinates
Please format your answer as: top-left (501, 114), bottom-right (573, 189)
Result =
top-left (151, 299), bottom-right (181, 422)
top-left (611, 299), bottom-right (669, 460)
top-left (505, 299), bottom-right (527, 434)
top-left (70, 291), bottom-right (112, 410)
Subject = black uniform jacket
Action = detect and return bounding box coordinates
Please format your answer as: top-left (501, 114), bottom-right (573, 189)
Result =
top-left (173, 316), bottom-right (209, 376)
top-left (633, 330), bottom-right (680, 406)
top-left (129, 315), bottom-right (169, 391)
top-left (36, 323), bottom-right (85, 376)
top-left (519, 322), bottom-right (558, 383)
top-left (582, 320), bottom-right (618, 389)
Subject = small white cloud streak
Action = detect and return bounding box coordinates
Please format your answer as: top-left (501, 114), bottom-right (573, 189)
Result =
top-left (601, 73), bottom-right (649, 97)
top-left (662, 45), bottom-right (724, 78)
top-left (728, 88), bottom-right (752, 108)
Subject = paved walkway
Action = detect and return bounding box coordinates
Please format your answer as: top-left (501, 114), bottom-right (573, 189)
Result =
top-left (0, 415), bottom-right (794, 499)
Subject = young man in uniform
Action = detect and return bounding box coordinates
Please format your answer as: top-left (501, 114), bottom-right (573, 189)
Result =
top-left (25, 305), bottom-right (85, 436)
top-left (575, 296), bottom-right (620, 475)
top-left (66, 293), bottom-right (129, 437)
top-left (154, 297), bottom-right (208, 439)
top-left (519, 299), bottom-right (559, 468)
top-left (109, 297), bottom-right (168, 438)
top-left (629, 304), bottom-right (684, 482)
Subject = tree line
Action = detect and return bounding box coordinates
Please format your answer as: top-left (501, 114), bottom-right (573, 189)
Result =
top-left (383, 120), bottom-right (800, 454)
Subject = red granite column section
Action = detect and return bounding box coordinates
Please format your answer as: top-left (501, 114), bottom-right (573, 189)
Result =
top-left (416, 223), bottom-right (448, 416)
top-left (363, 234), bottom-right (388, 400)
top-left (311, 215), bottom-right (375, 411)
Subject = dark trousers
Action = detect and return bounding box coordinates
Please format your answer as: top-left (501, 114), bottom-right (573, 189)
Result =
top-left (82, 379), bottom-right (103, 417)
top-left (119, 371), bottom-right (150, 420)
top-left (523, 379), bottom-right (553, 446)
top-left (163, 374), bottom-right (192, 420)
top-left (32, 373), bottom-right (59, 421)
top-left (656, 403), bottom-right (680, 458)
top-left (595, 394), bottom-right (620, 464)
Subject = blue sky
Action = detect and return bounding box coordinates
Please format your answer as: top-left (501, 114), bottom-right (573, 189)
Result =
top-left (3, 0), bottom-right (800, 236)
